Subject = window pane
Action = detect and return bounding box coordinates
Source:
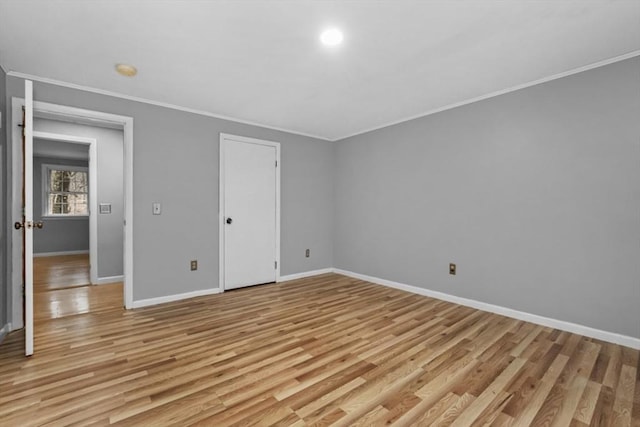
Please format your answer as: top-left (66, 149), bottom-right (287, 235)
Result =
top-left (68, 172), bottom-right (87, 192)
top-left (67, 194), bottom-right (88, 214)
top-left (48, 194), bottom-right (62, 214)
top-left (61, 173), bottom-right (70, 192)
top-left (47, 193), bottom-right (88, 215)
top-left (47, 167), bottom-right (89, 216)
top-left (50, 170), bottom-right (63, 191)
top-left (50, 170), bottom-right (88, 191)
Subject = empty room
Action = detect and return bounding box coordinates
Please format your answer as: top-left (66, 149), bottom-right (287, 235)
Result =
top-left (0, 1), bottom-right (639, 426)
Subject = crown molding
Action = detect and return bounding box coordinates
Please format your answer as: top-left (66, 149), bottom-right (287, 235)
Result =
top-left (5, 71), bottom-right (333, 142)
top-left (7, 49), bottom-right (639, 143)
top-left (334, 50), bottom-right (640, 141)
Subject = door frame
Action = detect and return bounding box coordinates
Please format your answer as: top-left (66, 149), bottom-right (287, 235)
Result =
top-left (33, 131), bottom-right (99, 286)
top-left (218, 133), bottom-right (281, 292)
top-left (9, 97), bottom-right (135, 331)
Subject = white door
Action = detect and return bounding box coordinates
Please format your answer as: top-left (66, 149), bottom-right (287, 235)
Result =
top-left (221, 135), bottom-right (279, 290)
top-left (22, 80), bottom-right (35, 356)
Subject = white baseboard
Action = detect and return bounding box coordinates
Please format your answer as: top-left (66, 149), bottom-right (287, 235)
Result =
top-left (0, 323), bottom-right (12, 345)
top-left (334, 269), bottom-right (640, 350)
top-left (34, 250), bottom-right (89, 258)
top-left (113, 265), bottom-right (640, 349)
top-left (132, 288), bottom-right (222, 309)
top-left (96, 275), bottom-right (124, 285)
top-left (132, 267), bottom-right (335, 309)
top-left (279, 268), bottom-right (334, 282)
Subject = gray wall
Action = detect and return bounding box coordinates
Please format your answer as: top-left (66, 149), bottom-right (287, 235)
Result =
top-left (334, 57), bottom-right (640, 339)
top-left (0, 65), bottom-right (7, 330)
top-left (33, 156), bottom-right (89, 254)
top-left (4, 54), bottom-right (635, 341)
top-left (34, 119), bottom-right (124, 279)
top-left (5, 77), bottom-right (335, 303)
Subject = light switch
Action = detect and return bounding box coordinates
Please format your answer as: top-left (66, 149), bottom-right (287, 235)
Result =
top-left (152, 202), bottom-right (162, 215)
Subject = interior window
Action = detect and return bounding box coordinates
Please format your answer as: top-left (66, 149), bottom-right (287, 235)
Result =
top-left (44, 166), bottom-right (88, 216)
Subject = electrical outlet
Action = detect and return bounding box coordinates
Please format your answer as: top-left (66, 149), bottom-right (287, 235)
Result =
top-left (449, 263), bottom-right (456, 275)
top-left (305, 249), bottom-right (310, 258)
top-left (190, 260), bottom-right (198, 271)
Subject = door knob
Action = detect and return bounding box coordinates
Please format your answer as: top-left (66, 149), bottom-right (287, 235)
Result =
top-left (14, 221), bottom-right (43, 230)
top-left (226, 217), bottom-right (233, 224)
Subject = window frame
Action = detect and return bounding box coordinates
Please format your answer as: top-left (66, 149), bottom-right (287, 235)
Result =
top-left (41, 163), bottom-right (90, 219)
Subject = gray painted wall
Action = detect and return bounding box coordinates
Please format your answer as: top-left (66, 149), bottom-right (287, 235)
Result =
top-left (0, 65), bottom-right (7, 330)
top-left (33, 156), bottom-right (90, 254)
top-left (5, 76), bottom-right (335, 304)
top-left (334, 57), bottom-right (640, 339)
top-left (33, 119), bottom-right (125, 279)
top-left (3, 55), bottom-right (635, 341)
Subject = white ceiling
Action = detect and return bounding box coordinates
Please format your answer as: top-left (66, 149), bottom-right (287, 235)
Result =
top-left (1, 1), bottom-right (638, 141)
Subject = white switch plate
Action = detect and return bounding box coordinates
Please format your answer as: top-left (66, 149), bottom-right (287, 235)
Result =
top-left (152, 202), bottom-right (162, 215)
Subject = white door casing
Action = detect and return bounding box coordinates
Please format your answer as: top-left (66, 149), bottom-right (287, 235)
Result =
top-left (24, 80), bottom-right (34, 356)
top-left (219, 133), bottom-right (280, 290)
top-left (10, 96), bottom-right (135, 336)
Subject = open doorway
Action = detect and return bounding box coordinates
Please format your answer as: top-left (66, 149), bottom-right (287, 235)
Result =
top-left (31, 127), bottom-right (124, 320)
top-left (9, 91), bottom-right (134, 355)
top-left (34, 137), bottom-right (91, 294)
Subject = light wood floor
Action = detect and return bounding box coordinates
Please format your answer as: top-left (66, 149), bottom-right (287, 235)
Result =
top-left (33, 254), bottom-right (123, 321)
top-left (34, 282), bottom-right (123, 322)
top-left (1, 273), bottom-right (638, 426)
top-left (35, 254), bottom-right (91, 291)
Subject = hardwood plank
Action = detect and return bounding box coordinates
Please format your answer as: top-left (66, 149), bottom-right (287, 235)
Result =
top-left (450, 358), bottom-right (526, 426)
top-left (573, 380), bottom-right (602, 424)
top-left (429, 392), bottom-right (476, 426)
top-left (612, 364), bottom-right (637, 426)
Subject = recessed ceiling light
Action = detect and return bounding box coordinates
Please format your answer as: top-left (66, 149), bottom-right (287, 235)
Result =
top-left (320, 28), bottom-right (343, 46)
top-left (115, 63), bottom-right (137, 77)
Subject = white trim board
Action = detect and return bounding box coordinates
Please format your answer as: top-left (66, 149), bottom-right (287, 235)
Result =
top-left (335, 50), bottom-right (640, 141)
top-left (8, 51), bottom-right (639, 142)
top-left (279, 268), bottom-right (334, 282)
top-left (132, 288), bottom-right (222, 309)
top-left (34, 250), bottom-right (89, 258)
top-left (9, 97), bottom-right (134, 333)
top-left (96, 275), bottom-right (124, 285)
top-left (6, 71), bottom-right (331, 142)
top-left (132, 269), bottom-right (332, 309)
top-left (333, 269), bottom-right (640, 350)
top-left (119, 265), bottom-right (640, 349)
